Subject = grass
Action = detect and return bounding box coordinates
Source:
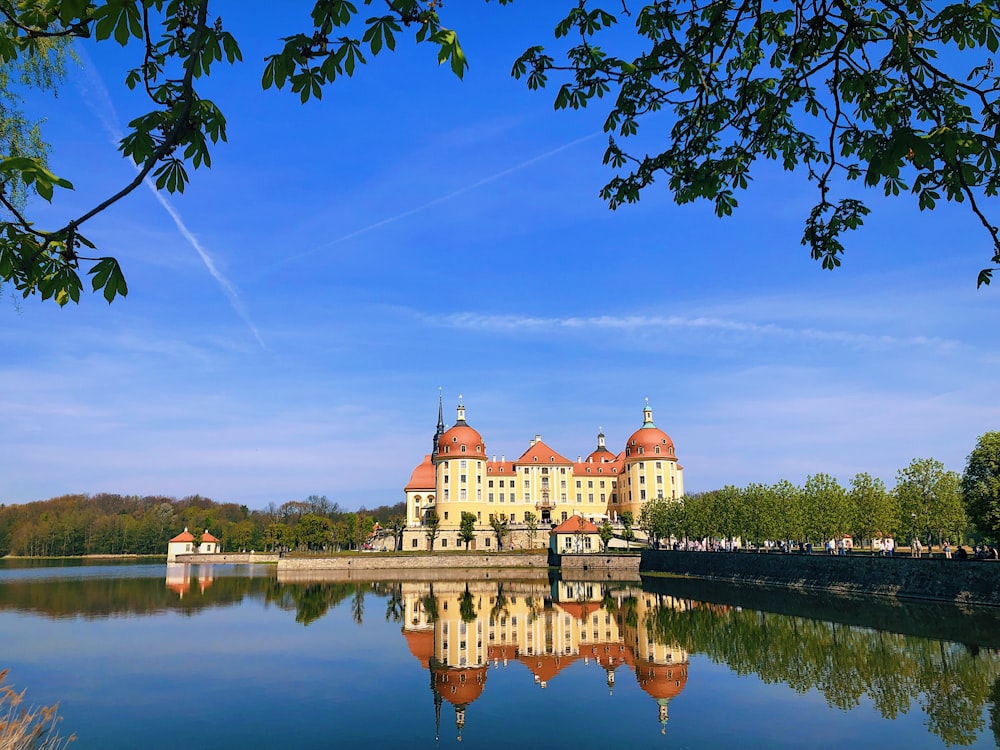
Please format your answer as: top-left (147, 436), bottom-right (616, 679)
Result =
top-left (0, 670), bottom-right (74, 750)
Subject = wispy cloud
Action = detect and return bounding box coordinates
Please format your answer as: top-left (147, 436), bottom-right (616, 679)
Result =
top-left (73, 50), bottom-right (265, 348)
top-left (425, 311), bottom-right (961, 351)
top-left (270, 131), bottom-right (603, 269)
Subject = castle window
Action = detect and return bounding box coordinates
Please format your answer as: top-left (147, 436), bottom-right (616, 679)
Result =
top-left (461, 460), bottom-right (467, 469)
top-left (461, 445), bottom-right (467, 453)
top-left (655, 446), bottom-right (660, 454)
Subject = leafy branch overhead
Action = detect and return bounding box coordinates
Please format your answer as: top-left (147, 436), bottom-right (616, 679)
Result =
top-left (512, 0), bottom-right (1000, 285)
top-left (0, 0), bottom-right (998, 309)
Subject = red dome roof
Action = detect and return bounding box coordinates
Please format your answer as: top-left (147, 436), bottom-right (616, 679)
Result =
top-left (624, 406), bottom-right (676, 462)
top-left (585, 446), bottom-right (616, 463)
top-left (432, 666), bottom-right (488, 706)
top-left (437, 424), bottom-right (485, 457)
top-left (635, 660), bottom-right (689, 700)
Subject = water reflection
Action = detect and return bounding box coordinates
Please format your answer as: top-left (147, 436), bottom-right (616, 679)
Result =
top-left (0, 564), bottom-right (998, 746)
top-left (397, 579), bottom-right (690, 739)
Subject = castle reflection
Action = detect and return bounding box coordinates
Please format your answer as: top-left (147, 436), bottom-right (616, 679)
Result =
top-left (400, 579), bottom-right (695, 739)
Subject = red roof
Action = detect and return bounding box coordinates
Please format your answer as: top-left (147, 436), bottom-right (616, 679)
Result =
top-left (403, 629), bottom-right (435, 668)
top-left (169, 529), bottom-right (195, 543)
top-left (516, 439), bottom-right (572, 466)
top-left (437, 424), bottom-right (485, 457)
top-left (552, 515), bottom-right (599, 534)
top-left (201, 531), bottom-right (220, 543)
top-left (634, 660), bottom-right (689, 700)
top-left (405, 454), bottom-right (436, 491)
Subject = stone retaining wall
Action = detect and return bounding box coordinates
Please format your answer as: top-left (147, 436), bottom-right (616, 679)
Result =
top-left (277, 551), bottom-right (548, 573)
top-left (640, 550), bottom-right (1000, 607)
top-left (173, 553), bottom-right (279, 564)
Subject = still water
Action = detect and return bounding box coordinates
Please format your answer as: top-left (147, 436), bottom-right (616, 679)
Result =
top-left (1, 560), bottom-right (999, 749)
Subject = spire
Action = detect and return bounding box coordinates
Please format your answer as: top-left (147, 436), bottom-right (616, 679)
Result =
top-left (432, 388), bottom-right (445, 459)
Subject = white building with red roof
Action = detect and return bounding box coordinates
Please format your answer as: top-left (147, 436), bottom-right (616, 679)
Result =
top-left (166, 528), bottom-right (221, 561)
top-left (167, 528), bottom-right (196, 562)
top-left (402, 397), bottom-right (684, 551)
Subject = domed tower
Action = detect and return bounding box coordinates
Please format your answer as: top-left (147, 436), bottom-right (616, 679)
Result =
top-left (620, 401), bottom-right (683, 519)
top-left (585, 428), bottom-right (615, 463)
top-left (433, 397), bottom-right (487, 534)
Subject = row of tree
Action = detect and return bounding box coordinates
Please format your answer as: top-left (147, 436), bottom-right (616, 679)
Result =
top-left (641, 441), bottom-right (1000, 549)
top-left (3, 435), bottom-right (998, 557)
top-left (0, 493), bottom-right (404, 557)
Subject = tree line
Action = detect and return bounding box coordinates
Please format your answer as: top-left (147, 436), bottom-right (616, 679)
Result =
top-left (641, 440), bottom-right (1000, 550)
top-left (0, 493), bottom-right (404, 557)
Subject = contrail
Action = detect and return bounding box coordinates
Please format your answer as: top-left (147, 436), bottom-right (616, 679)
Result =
top-left (74, 50), bottom-right (265, 348)
top-left (272, 130), bottom-right (603, 269)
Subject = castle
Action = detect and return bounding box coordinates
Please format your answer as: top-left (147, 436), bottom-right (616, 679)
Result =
top-left (402, 398), bottom-right (684, 550)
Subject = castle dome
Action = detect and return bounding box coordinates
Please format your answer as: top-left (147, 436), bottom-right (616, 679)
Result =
top-left (436, 401), bottom-right (486, 459)
top-left (624, 404), bottom-right (676, 462)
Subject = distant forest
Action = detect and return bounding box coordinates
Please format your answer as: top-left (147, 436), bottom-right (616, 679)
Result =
top-left (0, 493), bottom-right (405, 557)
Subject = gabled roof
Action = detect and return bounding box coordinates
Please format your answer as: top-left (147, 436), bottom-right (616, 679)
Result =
top-left (515, 439), bottom-right (573, 466)
top-left (552, 515), bottom-right (599, 534)
top-left (169, 529), bottom-right (194, 543)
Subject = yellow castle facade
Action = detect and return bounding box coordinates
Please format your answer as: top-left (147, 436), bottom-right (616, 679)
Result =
top-left (403, 398), bottom-right (684, 550)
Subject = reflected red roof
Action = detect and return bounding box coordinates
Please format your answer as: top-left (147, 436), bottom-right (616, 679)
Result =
top-left (520, 654), bottom-right (576, 684)
top-left (403, 629), bottom-right (435, 668)
top-left (635, 660), bottom-right (689, 700)
top-left (432, 666), bottom-right (488, 706)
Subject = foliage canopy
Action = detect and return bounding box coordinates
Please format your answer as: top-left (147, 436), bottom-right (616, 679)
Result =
top-left (1, 0), bottom-right (999, 307)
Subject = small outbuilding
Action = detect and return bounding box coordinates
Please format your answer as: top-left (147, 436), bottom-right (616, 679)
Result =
top-left (167, 528), bottom-right (196, 562)
top-left (199, 530), bottom-right (220, 554)
top-left (551, 515), bottom-right (601, 554)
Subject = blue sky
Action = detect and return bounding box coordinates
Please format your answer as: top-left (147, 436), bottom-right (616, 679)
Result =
top-left (2, 3), bottom-right (998, 510)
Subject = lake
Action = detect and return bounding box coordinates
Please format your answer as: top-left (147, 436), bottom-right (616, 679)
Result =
top-left (1, 559), bottom-right (999, 749)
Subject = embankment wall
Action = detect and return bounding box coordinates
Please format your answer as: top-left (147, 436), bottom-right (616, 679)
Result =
top-left (277, 551), bottom-right (548, 573)
top-left (173, 553), bottom-right (279, 564)
top-left (639, 550), bottom-right (1000, 607)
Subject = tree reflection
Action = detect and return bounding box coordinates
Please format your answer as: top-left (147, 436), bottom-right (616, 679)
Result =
top-left (647, 596), bottom-right (1000, 746)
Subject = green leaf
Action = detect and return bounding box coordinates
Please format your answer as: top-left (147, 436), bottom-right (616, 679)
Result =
top-left (89, 257), bottom-right (129, 303)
